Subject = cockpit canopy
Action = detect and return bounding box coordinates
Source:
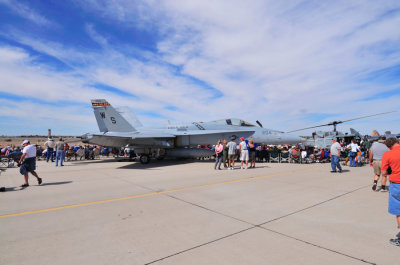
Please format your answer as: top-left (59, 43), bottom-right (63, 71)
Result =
top-left (213, 118), bottom-right (256, 127)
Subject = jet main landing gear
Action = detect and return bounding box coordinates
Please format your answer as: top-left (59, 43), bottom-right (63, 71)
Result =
top-left (139, 154), bottom-right (150, 164)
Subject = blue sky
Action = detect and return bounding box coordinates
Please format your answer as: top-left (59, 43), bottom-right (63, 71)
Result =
top-left (0, 0), bottom-right (399, 136)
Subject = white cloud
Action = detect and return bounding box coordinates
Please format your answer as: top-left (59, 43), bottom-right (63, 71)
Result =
top-left (0, 0), bottom-right (53, 26)
top-left (1, 0), bottom-right (400, 135)
top-left (85, 24), bottom-right (108, 47)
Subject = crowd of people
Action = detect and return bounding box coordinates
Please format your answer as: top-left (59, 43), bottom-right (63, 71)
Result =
top-left (208, 136), bottom-right (377, 171)
top-left (2, 135), bottom-right (400, 247)
top-left (0, 138), bottom-right (121, 168)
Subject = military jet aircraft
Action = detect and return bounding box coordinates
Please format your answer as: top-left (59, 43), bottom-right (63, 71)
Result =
top-left (366, 131), bottom-right (400, 142)
top-left (81, 99), bottom-right (302, 164)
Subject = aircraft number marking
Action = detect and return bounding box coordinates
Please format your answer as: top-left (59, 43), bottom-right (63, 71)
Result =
top-left (192, 122), bottom-right (205, 130)
top-left (100, 112), bottom-right (106, 119)
top-left (110, 117), bottom-right (116, 124)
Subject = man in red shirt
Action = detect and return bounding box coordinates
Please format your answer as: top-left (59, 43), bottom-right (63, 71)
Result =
top-left (381, 137), bottom-right (400, 246)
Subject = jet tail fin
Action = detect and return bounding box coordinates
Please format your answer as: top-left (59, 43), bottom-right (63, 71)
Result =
top-left (350, 128), bottom-right (361, 137)
top-left (91, 99), bottom-right (136, 132)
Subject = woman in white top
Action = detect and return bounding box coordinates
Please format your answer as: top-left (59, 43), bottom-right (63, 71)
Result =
top-left (239, 137), bottom-right (249, 169)
top-left (347, 140), bottom-right (360, 167)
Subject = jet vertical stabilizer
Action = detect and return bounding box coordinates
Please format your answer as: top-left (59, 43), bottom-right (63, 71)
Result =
top-left (91, 99), bottom-right (136, 132)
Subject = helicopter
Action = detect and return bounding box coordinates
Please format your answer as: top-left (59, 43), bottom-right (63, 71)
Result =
top-left (287, 111), bottom-right (396, 149)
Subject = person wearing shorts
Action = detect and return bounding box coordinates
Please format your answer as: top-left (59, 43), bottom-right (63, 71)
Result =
top-left (381, 137), bottom-right (400, 246)
top-left (19, 140), bottom-right (42, 187)
top-left (227, 137), bottom-right (237, 170)
top-left (239, 137), bottom-right (249, 169)
top-left (369, 137), bottom-right (389, 191)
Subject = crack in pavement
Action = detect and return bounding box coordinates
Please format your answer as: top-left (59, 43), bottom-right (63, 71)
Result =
top-left (145, 184), bottom-right (375, 265)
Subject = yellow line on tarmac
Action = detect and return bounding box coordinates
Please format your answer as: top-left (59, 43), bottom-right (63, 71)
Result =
top-left (0, 167), bottom-right (320, 219)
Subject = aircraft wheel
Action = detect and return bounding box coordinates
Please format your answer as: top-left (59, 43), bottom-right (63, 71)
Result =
top-left (140, 155), bottom-right (150, 164)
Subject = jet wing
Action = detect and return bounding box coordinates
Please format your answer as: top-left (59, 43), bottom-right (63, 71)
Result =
top-left (82, 130), bottom-right (256, 147)
top-left (82, 132), bottom-right (175, 147)
top-left (87, 129), bottom-right (255, 139)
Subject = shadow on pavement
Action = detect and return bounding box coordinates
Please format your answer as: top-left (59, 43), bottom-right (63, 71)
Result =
top-left (41, 181), bottom-right (73, 186)
top-left (117, 159), bottom-right (215, 170)
top-left (67, 158), bottom-right (125, 165)
top-left (0, 181), bottom-right (72, 192)
top-left (68, 158), bottom-right (274, 170)
top-left (1, 185), bottom-right (31, 192)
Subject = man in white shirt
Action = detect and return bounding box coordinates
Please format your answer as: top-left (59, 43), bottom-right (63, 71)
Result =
top-left (18, 140), bottom-right (42, 187)
top-left (330, 138), bottom-right (342, 173)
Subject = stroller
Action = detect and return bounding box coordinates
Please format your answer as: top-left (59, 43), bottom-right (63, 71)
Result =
top-left (5, 150), bottom-right (23, 167)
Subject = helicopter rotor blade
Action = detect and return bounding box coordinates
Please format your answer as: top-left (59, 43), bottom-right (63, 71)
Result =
top-left (339, 111), bottom-right (396, 123)
top-left (256, 120), bottom-right (263, 128)
top-left (286, 111), bottom-right (396, 133)
top-left (286, 124), bottom-right (332, 133)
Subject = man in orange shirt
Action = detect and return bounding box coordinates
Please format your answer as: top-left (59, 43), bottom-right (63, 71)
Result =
top-left (381, 137), bottom-right (400, 246)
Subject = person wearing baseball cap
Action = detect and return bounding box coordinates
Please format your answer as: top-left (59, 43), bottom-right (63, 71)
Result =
top-left (330, 137), bottom-right (342, 173)
top-left (19, 140), bottom-right (42, 187)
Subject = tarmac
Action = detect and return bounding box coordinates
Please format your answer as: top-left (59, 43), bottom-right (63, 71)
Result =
top-left (0, 158), bottom-right (398, 265)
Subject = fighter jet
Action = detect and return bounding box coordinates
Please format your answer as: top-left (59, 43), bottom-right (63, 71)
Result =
top-left (82, 99), bottom-right (301, 163)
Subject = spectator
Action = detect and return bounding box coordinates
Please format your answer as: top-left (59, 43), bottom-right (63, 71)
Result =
top-left (381, 137), bottom-right (400, 246)
top-left (227, 137), bottom-right (237, 170)
top-left (55, 138), bottom-right (66, 166)
top-left (347, 139), bottom-right (360, 167)
top-left (214, 140), bottom-right (223, 170)
top-left (239, 137), bottom-right (249, 169)
top-left (249, 140), bottom-right (256, 168)
top-left (18, 140), bottom-right (42, 187)
top-left (369, 137), bottom-right (389, 191)
top-left (330, 138), bottom-right (342, 173)
top-left (44, 138), bottom-right (55, 162)
top-left (222, 139), bottom-right (228, 168)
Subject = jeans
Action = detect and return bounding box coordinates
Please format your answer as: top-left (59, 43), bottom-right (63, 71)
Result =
top-left (215, 155), bottom-right (222, 169)
top-left (331, 155), bottom-right (342, 172)
top-left (55, 150), bottom-right (65, 166)
top-left (349, 153), bottom-right (356, 167)
top-left (46, 148), bottom-right (54, 162)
